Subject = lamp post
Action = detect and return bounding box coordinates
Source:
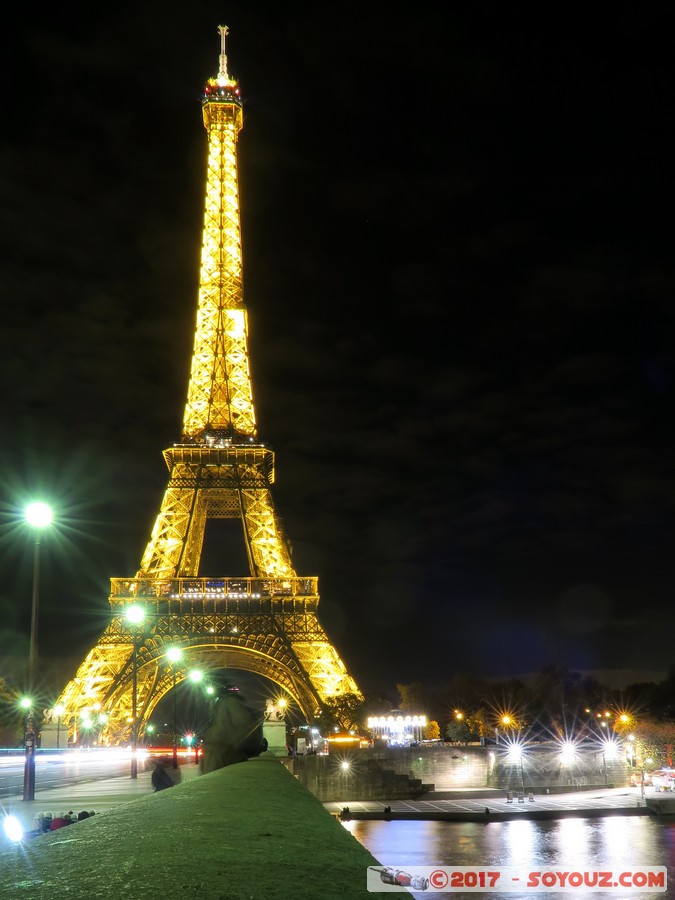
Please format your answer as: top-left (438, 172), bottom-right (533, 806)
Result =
top-left (189, 669), bottom-right (203, 764)
top-left (166, 647), bottom-right (182, 769)
top-left (23, 501), bottom-right (53, 802)
top-left (19, 696), bottom-right (31, 747)
top-left (125, 605), bottom-right (145, 779)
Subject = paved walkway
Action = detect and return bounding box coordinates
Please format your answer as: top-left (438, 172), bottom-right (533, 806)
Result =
top-left (324, 786), bottom-right (654, 821)
top-left (1, 762), bottom-right (203, 832)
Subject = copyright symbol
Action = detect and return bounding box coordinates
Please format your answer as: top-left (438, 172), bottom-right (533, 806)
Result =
top-left (430, 869), bottom-right (448, 888)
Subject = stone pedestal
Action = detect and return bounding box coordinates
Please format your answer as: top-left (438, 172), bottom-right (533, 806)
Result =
top-left (263, 720), bottom-right (288, 757)
top-left (39, 723), bottom-right (64, 749)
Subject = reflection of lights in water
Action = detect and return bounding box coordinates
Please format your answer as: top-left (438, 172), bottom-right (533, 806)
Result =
top-left (503, 819), bottom-right (537, 865)
top-left (555, 818), bottom-right (589, 864)
top-left (354, 818), bottom-right (673, 874)
top-left (599, 816), bottom-right (631, 864)
top-left (349, 820), bottom-right (443, 864)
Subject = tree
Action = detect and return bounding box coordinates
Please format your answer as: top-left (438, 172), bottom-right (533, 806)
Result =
top-left (396, 682), bottom-right (427, 712)
top-left (445, 718), bottom-right (472, 742)
top-left (314, 693), bottom-right (366, 734)
top-left (633, 719), bottom-right (675, 769)
top-left (0, 676), bottom-right (23, 747)
top-left (424, 720), bottom-right (440, 741)
top-left (445, 708), bottom-right (490, 741)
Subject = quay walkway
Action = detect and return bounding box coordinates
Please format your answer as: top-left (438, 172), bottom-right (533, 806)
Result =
top-left (324, 785), bottom-right (662, 822)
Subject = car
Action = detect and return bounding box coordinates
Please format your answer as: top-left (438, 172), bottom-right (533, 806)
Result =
top-left (650, 768), bottom-right (675, 792)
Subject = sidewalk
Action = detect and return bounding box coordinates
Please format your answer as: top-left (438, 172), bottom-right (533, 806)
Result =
top-left (1, 761), bottom-right (203, 832)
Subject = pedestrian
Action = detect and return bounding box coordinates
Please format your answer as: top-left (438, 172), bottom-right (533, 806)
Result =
top-left (25, 813), bottom-right (46, 839)
top-left (50, 811), bottom-right (74, 831)
top-left (151, 761), bottom-right (175, 792)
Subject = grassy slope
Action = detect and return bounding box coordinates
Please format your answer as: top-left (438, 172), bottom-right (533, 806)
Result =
top-left (0, 758), bottom-right (386, 899)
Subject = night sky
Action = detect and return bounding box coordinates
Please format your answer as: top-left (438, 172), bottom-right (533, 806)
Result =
top-left (2, 6), bottom-right (674, 699)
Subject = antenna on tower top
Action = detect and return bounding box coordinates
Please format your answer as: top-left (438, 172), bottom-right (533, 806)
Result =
top-left (218, 24), bottom-right (229, 81)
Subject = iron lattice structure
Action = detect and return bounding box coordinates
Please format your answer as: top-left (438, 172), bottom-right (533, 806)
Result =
top-left (54, 27), bottom-right (361, 745)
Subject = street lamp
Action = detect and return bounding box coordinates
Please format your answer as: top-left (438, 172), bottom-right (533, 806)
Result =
top-left (495, 714), bottom-right (513, 745)
top-left (507, 742), bottom-right (526, 793)
top-left (19, 697), bottom-right (32, 748)
top-left (23, 500), bottom-right (53, 802)
top-left (125, 604), bottom-right (145, 779)
top-left (559, 739), bottom-right (578, 766)
top-left (189, 669), bottom-right (204, 763)
top-left (166, 647), bottom-right (182, 769)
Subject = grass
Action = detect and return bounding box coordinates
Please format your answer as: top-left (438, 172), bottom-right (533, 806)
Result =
top-left (0, 757), bottom-right (384, 899)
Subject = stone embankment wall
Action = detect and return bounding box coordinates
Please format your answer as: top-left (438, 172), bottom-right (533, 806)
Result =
top-left (289, 744), bottom-right (630, 801)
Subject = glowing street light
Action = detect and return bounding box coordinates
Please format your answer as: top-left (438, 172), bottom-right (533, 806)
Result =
top-left (506, 740), bottom-right (526, 792)
top-left (3, 814), bottom-right (24, 844)
top-left (22, 501), bottom-right (53, 801)
top-left (124, 604), bottom-right (145, 779)
top-left (495, 713), bottom-right (515, 745)
top-left (559, 740), bottom-right (577, 766)
top-left (166, 646), bottom-right (183, 769)
top-left (19, 697), bottom-right (32, 755)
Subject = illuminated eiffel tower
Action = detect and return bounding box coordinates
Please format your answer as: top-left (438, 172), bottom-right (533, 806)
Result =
top-left (54, 27), bottom-right (361, 744)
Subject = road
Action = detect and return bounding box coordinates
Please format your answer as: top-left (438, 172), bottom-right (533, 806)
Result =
top-left (0, 750), bottom-right (142, 799)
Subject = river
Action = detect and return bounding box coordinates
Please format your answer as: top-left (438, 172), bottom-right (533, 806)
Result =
top-left (345, 815), bottom-right (675, 898)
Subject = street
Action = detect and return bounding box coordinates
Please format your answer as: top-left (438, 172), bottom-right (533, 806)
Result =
top-left (0, 749), bottom-right (142, 799)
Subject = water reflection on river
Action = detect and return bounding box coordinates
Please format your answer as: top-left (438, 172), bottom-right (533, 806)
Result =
top-left (344, 816), bottom-right (675, 899)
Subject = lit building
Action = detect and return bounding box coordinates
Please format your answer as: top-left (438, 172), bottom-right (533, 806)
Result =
top-left (367, 711), bottom-right (427, 747)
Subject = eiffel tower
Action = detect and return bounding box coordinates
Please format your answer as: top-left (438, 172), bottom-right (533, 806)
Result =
top-left (54, 27), bottom-right (361, 745)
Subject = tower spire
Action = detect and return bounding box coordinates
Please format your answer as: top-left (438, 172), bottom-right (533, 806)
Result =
top-left (217, 24), bottom-right (230, 82)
